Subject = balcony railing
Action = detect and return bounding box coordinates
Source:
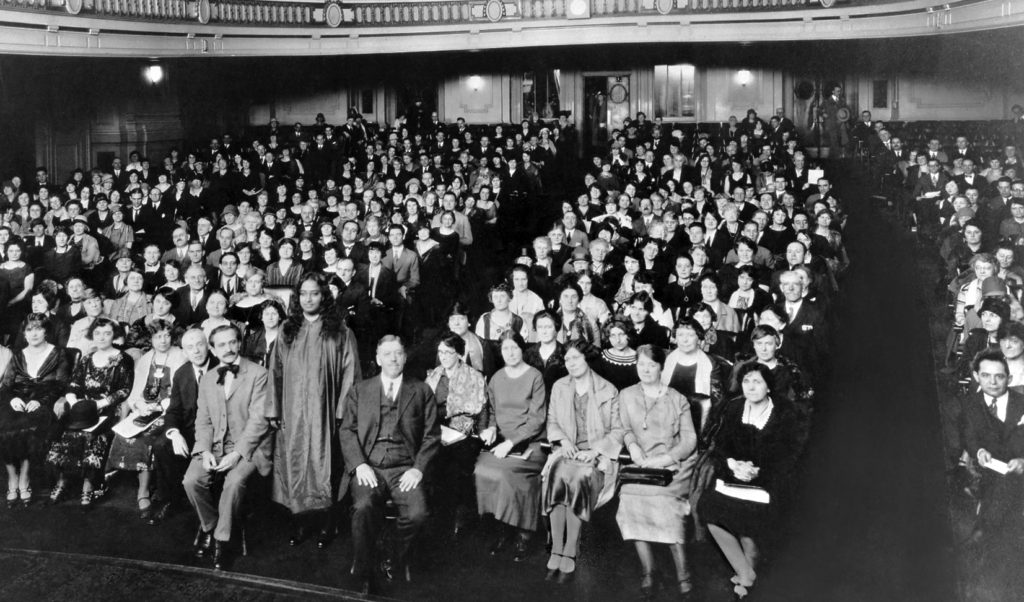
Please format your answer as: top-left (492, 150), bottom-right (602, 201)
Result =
top-left (0, 0), bottom-right (924, 29)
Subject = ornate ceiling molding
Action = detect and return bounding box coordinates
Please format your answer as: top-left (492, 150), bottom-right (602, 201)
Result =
top-left (0, 0), bottom-right (1020, 56)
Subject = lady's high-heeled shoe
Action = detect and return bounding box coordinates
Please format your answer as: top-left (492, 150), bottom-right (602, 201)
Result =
top-left (640, 572), bottom-right (660, 599)
top-left (6, 489), bottom-right (17, 509)
top-left (19, 487), bottom-right (32, 508)
top-left (48, 483), bottom-right (67, 505)
top-left (545, 553), bottom-right (562, 581)
top-left (677, 577), bottom-right (694, 599)
top-left (556, 554), bottom-right (576, 583)
top-left (137, 496), bottom-right (152, 521)
top-left (558, 554), bottom-right (576, 573)
top-left (316, 526), bottom-right (335, 549)
top-left (512, 533), bottom-right (530, 562)
top-left (733, 582), bottom-right (755, 600)
top-left (289, 525), bottom-right (307, 546)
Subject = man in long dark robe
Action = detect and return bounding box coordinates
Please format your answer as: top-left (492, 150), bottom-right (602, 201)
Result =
top-left (267, 273), bottom-right (360, 547)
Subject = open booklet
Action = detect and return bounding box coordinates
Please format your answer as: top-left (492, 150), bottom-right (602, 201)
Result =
top-left (441, 425), bottom-right (467, 446)
top-left (715, 479), bottom-right (770, 504)
top-left (981, 457), bottom-right (1011, 475)
top-left (111, 411), bottom-right (162, 439)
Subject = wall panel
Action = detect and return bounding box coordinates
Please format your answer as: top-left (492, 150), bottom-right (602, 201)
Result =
top-left (896, 76), bottom-right (1005, 121)
top-left (442, 74), bottom-right (511, 124)
top-left (702, 67), bottom-right (784, 124)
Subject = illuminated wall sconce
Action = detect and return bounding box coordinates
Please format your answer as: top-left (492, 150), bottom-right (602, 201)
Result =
top-left (468, 75), bottom-right (484, 91)
top-left (736, 69), bottom-right (752, 87)
top-left (144, 64), bottom-right (165, 85)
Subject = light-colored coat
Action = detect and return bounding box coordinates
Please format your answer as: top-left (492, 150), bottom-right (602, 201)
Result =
top-left (192, 357), bottom-right (273, 476)
top-left (545, 371), bottom-right (624, 508)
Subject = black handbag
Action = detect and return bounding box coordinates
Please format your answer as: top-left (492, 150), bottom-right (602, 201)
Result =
top-left (619, 466), bottom-right (674, 487)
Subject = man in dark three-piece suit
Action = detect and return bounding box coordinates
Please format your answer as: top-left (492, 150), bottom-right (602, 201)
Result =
top-left (183, 324), bottom-right (272, 569)
top-left (340, 335), bottom-right (440, 593)
top-left (150, 328), bottom-right (218, 524)
top-left (778, 270), bottom-right (830, 386)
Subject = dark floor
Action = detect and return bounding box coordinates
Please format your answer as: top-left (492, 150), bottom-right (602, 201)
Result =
top-left (0, 163), bottom-right (964, 601)
top-left (0, 548), bottom-right (359, 601)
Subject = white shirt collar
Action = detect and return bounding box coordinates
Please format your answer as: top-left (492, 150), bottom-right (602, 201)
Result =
top-left (986, 392), bottom-right (1010, 422)
top-left (380, 374), bottom-right (403, 396)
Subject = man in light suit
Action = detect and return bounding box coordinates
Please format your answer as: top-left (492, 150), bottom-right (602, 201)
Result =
top-left (183, 324), bottom-right (272, 570)
top-left (161, 228), bottom-right (191, 265)
top-left (340, 335), bottom-right (440, 594)
top-left (962, 350), bottom-right (1024, 544)
top-left (150, 328), bottom-right (218, 524)
top-left (381, 223), bottom-right (421, 297)
top-left (381, 224), bottom-right (421, 341)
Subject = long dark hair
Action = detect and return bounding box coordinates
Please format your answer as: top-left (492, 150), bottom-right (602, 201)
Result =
top-left (281, 272), bottom-right (347, 345)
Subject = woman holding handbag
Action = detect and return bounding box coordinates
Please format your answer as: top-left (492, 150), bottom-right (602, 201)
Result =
top-left (616, 344), bottom-right (698, 599)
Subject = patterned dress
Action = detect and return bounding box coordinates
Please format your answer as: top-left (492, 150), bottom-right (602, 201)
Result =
top-left (106, 351), bottom-right (180, 472)
top-left (46, 351), bottom-right (133, 479)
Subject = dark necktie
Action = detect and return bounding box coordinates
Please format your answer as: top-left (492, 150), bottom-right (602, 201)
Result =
top-left (989, 397), bottom-right (999, 418)
top-left (386, 381), bottom-right (396, 403)
top-left (217, 364), bottom-right (239, 385)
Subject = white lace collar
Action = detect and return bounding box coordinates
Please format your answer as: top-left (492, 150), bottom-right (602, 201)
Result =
top-left (742, 398), bottom-right (774, 430)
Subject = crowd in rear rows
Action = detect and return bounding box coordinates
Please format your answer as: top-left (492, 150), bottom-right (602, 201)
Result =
top-left (0, 106), bottom-right (850, 599)
top-left (889, 105), bottom-right (1024, 550)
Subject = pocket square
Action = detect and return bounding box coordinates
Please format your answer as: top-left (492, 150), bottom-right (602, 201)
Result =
top-left (801, 325), bottom-right (814, 331)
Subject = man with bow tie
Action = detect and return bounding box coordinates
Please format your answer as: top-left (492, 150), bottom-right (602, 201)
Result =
top-left (962, 350), bottom-right (1024, 544)
top-left (183, 324), bottom-right (272, 570)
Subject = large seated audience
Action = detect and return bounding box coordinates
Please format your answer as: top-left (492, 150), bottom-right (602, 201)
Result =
top-left (0, 100), bottom-right (901, 599)
top-left (902, 105), bottom-right (1024, 556)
